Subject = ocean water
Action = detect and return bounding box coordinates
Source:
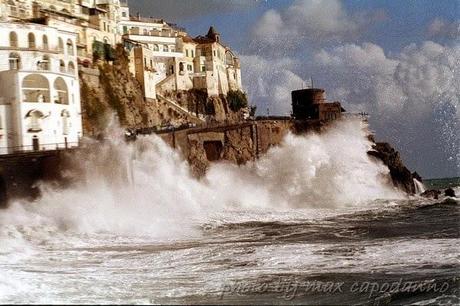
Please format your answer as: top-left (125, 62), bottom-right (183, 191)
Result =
top-left (0, 120), bottom-right (458, 304)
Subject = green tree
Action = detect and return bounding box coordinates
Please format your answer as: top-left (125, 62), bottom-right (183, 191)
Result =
top-left (227, 90), bottom-right (248, 112)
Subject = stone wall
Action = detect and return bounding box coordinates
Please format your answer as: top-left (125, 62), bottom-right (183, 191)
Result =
top-left (156, 120), bottom-right (295, 176)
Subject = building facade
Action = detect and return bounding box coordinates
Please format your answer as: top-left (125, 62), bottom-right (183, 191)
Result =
top-left (0, 22), bottom-right (82, 153)
top-left (0, 0), bottom-right (245, 151)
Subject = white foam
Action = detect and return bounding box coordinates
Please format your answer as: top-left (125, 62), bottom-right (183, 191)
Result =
top-left (0, 119), bottom-right (402, 241)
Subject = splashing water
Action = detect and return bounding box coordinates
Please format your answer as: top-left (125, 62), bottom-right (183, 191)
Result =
top-left (0, 120), bottom-right (402, 239)
top-left (1, 119), bottom-right (458, 305)
top-left (413, 178), bottom-right (426, 194)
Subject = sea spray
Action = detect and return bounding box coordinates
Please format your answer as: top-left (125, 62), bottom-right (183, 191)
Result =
top-left (413, 179), bottom-right (426, 194)
top-left (0, 119), bottom-right (403, 241)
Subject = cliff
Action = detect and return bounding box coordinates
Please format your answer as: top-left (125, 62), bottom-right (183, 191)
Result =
top-left (79, 45), bottom-right (246, 136)
top-left (79, 46), bottom-right (160, 135)
top-left (368, 142), bottom-right (418, 194)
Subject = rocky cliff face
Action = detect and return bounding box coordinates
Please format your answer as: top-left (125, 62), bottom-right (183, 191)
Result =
top-left (368, 142), bottom-right (418, 194)
top-left (79, 46), bottom-right (161, 136)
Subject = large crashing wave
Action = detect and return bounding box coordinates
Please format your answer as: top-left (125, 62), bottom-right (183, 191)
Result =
top-left (0, 119), bottom-right (402, 239)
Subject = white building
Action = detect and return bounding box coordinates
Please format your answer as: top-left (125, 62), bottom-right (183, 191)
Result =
top-left (0, 22), bottom-right (82, 153)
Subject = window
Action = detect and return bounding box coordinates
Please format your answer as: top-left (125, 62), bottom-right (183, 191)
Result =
top-left (187, 64), bottom-right (192, 72)
top-left (58, 38), bottom-right (64, 53)
top-left (201, 65), bottom-right (206, 72)
top-left (42, 35), bottom-right (48, 50)
top-left (66, 39), bottom-right (74, 55)
top-left (54, 77), bottom-right (69, 104)
top-left (179, 62), bottom-right (184, 72)
top-left (8, 53), bottom-right (20, 70)
top-left (59, 60), bottom-right (66, 72)
top-left (191, 50), bottom-right (194, 57)
top-left (164, 45), bottom-right (169, 52)
top-left (123, 26), bottom-right (128, 34)
top-left (28, 33), bottom-right (36, 48)
top-left (68, 62), bottom-right (75, 74)
top-left (122, 12), bottom-right (127, 17)
top-left (186, 49), bottom-right (189, 57)
top-left (153, 44), bottom-right (159, 51)
top-left (9, 32), bottom-right (18, 48)
top-left (38, 55), bottom-right (50, 70)
top-left (25, 110), bottom-right (45, 132)
top-left (22, 75), bottom-right (50, 103)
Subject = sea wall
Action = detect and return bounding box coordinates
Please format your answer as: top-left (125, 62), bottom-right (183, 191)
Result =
top-left (0, 150), bottom-right (72, 207)
top-left (157, 119), bottom-right (308, 176)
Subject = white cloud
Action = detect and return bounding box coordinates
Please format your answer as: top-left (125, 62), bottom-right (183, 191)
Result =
top-left (427, 18), bottom-right (460, 40)
top-left (241, 42), bottom-right (460, 176)
top-left (241, 55), bottom-right (304, 115)
top-left (251, 0), bottom-right (385, 48)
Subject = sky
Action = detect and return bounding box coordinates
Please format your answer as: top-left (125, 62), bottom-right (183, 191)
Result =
top-left (128, 0), bottom-right (460, 179)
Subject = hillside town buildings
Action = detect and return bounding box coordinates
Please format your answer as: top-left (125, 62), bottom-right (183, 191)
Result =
top-left (0, 0), bottom-right (244, 153)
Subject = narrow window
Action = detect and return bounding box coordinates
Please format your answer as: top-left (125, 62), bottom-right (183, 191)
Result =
top-left (42, 35), bottom-right (48, 50)
top-left (60, 60), bottom-right (66, 72)
top-left (66, 39), bottom-right (74, 55)
top-left (28, 33), bottom-right (36, 48)
top-left (58, 38), bottom-right (64, 53)
top-left (9, 31), bottom-right (18, 47)
top-left (8, 53), bottom-right (20, 70)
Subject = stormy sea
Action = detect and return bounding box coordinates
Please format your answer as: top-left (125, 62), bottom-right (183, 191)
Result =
top-left (0, 120), bottom-right (458, 304)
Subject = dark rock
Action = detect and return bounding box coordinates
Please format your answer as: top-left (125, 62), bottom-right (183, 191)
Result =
top-left (367, 142), bottom-right (417, 194)
top-left (412, 171), bottom-right (422, 183)
top-left (421, 189), bottom-right (441, 199)
top-left (444, 188), bottom-right (456, 197)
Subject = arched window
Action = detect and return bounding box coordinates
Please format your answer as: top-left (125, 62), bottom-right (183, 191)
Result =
top-left (9, 32), bottom-right (18, 48)
top-left (179, 62), bottom-right (184, 72)
top-left (8, 53), bottom-right (21, 70)
top-left (153, 44), bottom-right (159, 51)
top-left (61, 110), bottom-right (70, 135)
top-left (58, 38), bottom-right (64, 53)
top-left (22, 74), bottom-right (50, 103)
top-left (164, 45), bottom-right (169, 52)
top-left (42, 35), bottom-right (48, 50)
top-left (225, 51), bottom-right (234, 66)
top-left (28, 33), bottom-right (36, 48)
top-left (38, 55), bottom-right (50, 70)
top-left (59, 60), bottom-right (66, 72)
top-left (54, 77), bottom-right (68, 104)
top-left (68, 61), bottom-right (75, 74)
top-left (103, 37), bottom-right (109, 44)
top-left (66, 39), bottom-right (74, 55)
top-left (25, 110), bottom-right (45, 132)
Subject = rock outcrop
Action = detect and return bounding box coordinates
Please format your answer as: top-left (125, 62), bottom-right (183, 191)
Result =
top-left (368, 142), bottom-right (418, 194)
top-left (445, 188), bottom-right (456, 197)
